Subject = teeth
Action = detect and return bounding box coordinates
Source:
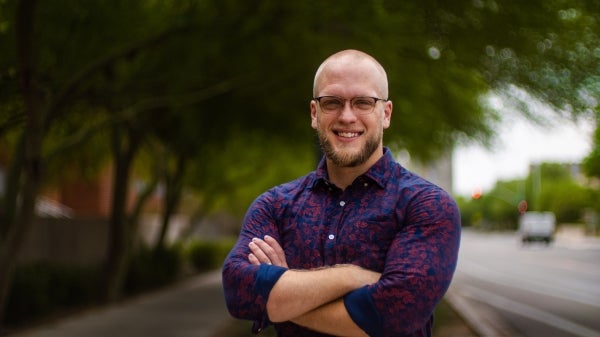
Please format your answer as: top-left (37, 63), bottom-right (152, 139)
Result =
top-left (338, 132), bottom-right (360, 138)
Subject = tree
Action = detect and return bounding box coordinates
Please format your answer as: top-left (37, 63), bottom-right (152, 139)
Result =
top-left (460, 162), bottom-right (598, 229)
top-left (1, 0), bottom-right (599, 324)
top-left (0, 0), bottom-right (197, 315)
top-left (469, 179), bottom-right (524, 230)
top-left (0, 0), bottom-right (43, 324)
top-left (583, 119), bottom-right (600, 179)
top-left (527, 163), bottom-right (596, 222)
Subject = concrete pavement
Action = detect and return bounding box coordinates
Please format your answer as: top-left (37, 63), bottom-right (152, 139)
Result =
top-left (8, 227), bottom-right (599, 337)
top-left (8, 267), bottom-right (477, 337)
top-left (9, 270), bottom-right (236, 337)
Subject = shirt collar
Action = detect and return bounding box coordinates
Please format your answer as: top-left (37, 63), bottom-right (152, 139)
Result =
top-left (312, 147), bottom-right (395, 190)
top-left (363, 147), bottom-right (394, 189)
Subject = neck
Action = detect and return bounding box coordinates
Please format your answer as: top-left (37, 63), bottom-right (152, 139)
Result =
top-left (326, 147), bottom-right (384, 190)
top-left (327, 165), bottom-right (367, 190)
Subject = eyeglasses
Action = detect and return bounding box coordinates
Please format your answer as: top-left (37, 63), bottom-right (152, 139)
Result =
top-left (313, 96), bottom-right (388, 115)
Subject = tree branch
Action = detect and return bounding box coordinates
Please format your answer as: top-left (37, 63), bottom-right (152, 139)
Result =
top-left (43, 23), bottom-right (194, 130)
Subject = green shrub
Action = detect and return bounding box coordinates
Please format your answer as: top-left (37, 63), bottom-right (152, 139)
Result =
top-left (537, 182), bottom-right (595, 223)
top-left (125, 243), bottom-right (183, 294)
top-left (187, 238), bottom-right (235, 272)
top-left (5, 262), bottom-right (100, 325)
top-left (4, 239), bottom-right (234, 327)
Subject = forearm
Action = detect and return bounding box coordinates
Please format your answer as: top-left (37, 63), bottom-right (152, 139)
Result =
top-left (267, 264), bottom-right (380, 322)
top-left (292, 299), bottom-right (369, 337)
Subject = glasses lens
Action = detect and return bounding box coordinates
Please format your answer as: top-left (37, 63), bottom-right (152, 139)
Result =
top-left (351, 97), bottom-right (377, 113)
top-left (316, 96), bottom-right (380, 114)
top-left (319, 97), bottom-right (344, 112)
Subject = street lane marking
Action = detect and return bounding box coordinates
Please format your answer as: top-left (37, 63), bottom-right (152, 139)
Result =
top-left (460, 284), bottom-right (600, 337)
top-left (445, 287), bottom-right (523, 337)
top-left (458, 260), bottom-right (600, 309)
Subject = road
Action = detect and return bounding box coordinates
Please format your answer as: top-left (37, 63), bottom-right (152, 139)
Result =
top-left (447, 229), bottom-right (600, 337)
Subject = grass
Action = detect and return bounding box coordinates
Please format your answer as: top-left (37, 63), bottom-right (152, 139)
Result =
top-left (433, 299), bottom-right (478, 337)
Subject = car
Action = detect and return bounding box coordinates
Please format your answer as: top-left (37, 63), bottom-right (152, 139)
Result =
top-left (518, 211), bottom-right (556, 244)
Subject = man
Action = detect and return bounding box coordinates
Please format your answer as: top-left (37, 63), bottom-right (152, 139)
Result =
top-left (222, 49), bottom-right (461, 337)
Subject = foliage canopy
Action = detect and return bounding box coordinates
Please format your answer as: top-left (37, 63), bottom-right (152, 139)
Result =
top-left (0, 0), bottom-right (599, 321)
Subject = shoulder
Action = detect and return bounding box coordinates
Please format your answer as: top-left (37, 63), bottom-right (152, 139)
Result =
top-left (392, 166), bottom-right (456, 207)
top-left (252, 171), bottom-right (316, 207)
top-left (242, 172), bottom-right (315, 224)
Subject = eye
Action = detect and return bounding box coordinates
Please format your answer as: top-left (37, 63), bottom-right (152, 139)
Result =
top-left (352, 97), bottom-right (375, 110)
top-left (321, 97), bottom-right (344, 110)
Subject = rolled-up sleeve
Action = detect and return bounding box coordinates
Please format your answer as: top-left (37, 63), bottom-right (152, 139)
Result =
top-left (221, 192), bottom-right (287, 331)
top-left (344, 188), bottom-right (461, 337)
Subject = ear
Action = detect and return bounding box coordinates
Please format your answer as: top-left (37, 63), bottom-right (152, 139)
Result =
top-left (382, 100), bottom-right (392, 129)
top-left (310, 100), bottom-right (318, 129)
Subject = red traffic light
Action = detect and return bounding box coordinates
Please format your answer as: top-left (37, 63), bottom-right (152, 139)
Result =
top-left (471, 187), bottom-right (482, 200)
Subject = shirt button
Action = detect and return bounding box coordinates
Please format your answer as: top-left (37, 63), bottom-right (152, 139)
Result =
top-left (328, 234), bottom-right (335, 240)
top-left (339, 201), bottom-right (346, 206)
top-left (364, 182), bottom-right (369, 187)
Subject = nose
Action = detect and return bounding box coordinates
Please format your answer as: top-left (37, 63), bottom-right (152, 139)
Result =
top-left (338, 101), bottom-right (358, 121)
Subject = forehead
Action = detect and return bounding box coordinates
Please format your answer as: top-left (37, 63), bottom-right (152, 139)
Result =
top-left (315, 59), bottom-right (385, 97)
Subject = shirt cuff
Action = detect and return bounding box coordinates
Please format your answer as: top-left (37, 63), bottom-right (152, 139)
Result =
top-left (252, 264), bottom-right (287, 333)
top-left (344, 286), bottom-right (383, 337)
top-left (254, 264), bottom-right (287, 299)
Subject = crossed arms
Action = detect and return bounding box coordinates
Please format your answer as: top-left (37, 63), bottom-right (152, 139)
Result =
top-left (222, 187), bottom-right (461, 336)
top-left (248, 235), bottom-right (380, 337)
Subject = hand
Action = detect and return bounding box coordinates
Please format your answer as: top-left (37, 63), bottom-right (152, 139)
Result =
top-left (248, 235), bottom-right (288, 268)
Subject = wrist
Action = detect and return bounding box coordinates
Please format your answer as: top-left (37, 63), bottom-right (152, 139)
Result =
top-left (340, 264), bottom-right (381, 288)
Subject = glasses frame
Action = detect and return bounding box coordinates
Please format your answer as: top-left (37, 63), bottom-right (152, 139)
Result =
top-left (313, 95), bottom-right (389, 115)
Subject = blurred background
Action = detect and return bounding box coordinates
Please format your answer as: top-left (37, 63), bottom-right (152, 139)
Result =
top-left (0, 0), bottom-right (598, 336)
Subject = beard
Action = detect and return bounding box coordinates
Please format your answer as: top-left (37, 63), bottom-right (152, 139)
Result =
top-left (318, 129), bottom-right (381, 167)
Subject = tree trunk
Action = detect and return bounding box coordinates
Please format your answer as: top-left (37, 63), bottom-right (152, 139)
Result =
top-left (102, 125), bottom-right (140, 302)
top-left (130, 176), bottom-right (158, 237)
top-left (155, 155), bottom-right (186, 248)
top-left (0, 134), bottom-right (42, 328)
top-left (0, 0), bottom-right (44, 328)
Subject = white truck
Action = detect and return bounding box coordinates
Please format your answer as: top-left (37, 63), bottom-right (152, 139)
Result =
top-left (518, 211), bottom-right (556, 244)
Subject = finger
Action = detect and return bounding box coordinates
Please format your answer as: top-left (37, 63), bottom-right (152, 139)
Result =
top-left (264, 235), bottom-right (288, 268)
top-left (252, 238), bottom-right (278, 261)
top-left (248, 253), bottom-right (261, 265)
top-left (249, 241), bottom-right (271, 264)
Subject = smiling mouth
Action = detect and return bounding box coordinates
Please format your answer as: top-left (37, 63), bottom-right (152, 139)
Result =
top-left (335, 131), bottom-right (362, 138)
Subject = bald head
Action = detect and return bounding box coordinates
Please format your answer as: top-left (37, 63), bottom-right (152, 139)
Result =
top-left (313, 49), bottom-right (389, 99)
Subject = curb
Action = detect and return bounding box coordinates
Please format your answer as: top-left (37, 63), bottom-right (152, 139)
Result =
top-left (444, 285), bottom-right (521, 337)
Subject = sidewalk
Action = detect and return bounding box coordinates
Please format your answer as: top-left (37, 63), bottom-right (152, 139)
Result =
top-left (554, 225), bottom-right (600, 250)
top-left (8, 269), bottom-right (478, 337)
top-left (9, 270), bottom-right (234, 337)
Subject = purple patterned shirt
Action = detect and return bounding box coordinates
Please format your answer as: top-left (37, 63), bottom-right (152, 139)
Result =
top-left (222, 147), bottom-right (461, 337)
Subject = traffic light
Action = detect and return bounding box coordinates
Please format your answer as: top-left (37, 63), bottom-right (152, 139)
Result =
top-left (471, 187), bottom-right (482, 200)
